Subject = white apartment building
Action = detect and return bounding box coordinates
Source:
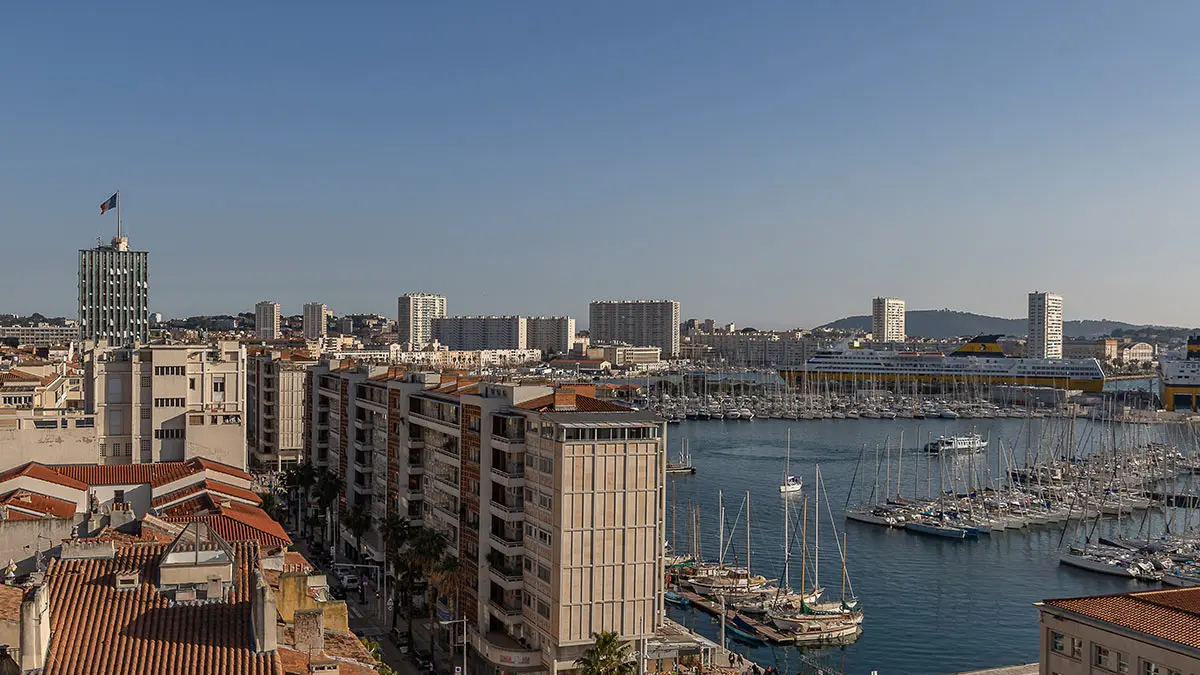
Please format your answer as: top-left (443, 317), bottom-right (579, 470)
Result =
top-left (255, 301), bottom-right (281, 340)
top-left (1028, 292), bottom-right (1064, 359)
top-left (0, 323), bottom-right (80, 347)
top-left (588, 300), bottom-right (680, 358)
top-left (397, 293), bottom-right (447, 348)
top-left (306, 367), bottom-right (670, 673)
top-left (247, 349), bottom-right (316, 471)
top-left (432, 316), bottom-right (528, 351)
top-left (78, 235), bottom-right (150, 346)
top-left (526, 316), bottom-right (576, 356)
top-left (84, 340), bottom-right (248, 469)
top-left (303, 303), bottom-right (328, 341)
top-left (687, 331), bottom-right (827, 367)
top-left (871, 297), bottom-right (906, 342)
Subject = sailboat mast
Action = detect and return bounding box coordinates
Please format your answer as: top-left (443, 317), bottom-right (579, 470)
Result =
top-left (783, 486), bottom-right (790, 590)
top-left (745, 491), bottom-right (751, 583)
top-left (718, 490), bottom-right (725, 568)
top-left (800, 494), bottom-right (807, 595)
top-left (841, 533), bottom-right (848, 603)
top-left (815, 464), bottom-right (820, 589)
top-left (897, 430), bottom-right (904, 499)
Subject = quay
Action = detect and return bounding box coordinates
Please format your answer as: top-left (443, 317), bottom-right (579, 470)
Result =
top-left (942, 664), bottom-right (1037, 675)
top-left (676, 591), bottom-right (798, 645)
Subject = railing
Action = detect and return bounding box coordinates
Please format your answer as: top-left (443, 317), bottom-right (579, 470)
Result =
top-left (489, 562), bottom-right (523, 583)
top-left (490, 464), bottom-right (525, 480)
top-left (431, 500), bottom-right (458, 520)
top-left (489, 532), bottom-right (523, 549)
top-left (491, 433), bottom-right (526, 446)
top-left (488, 598), bottom-right (522, 617)
top-left (433, 473), bottom-right (460, 492)
top-left (489, 498), bottom-right (524, 514)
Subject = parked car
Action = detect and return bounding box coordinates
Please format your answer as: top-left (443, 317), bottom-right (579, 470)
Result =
top-left (410, 649), bottom-right (433, 672)
top-left (338, 573), bottom-right (360, 591)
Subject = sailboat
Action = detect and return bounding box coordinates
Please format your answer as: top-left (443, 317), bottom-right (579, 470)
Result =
top-left (768, 465), bottom-right (864, 641)
top-left (685, 491), bottom-right (769, 596)
top-left (780, 429), bottom-right (804, 493)
top-left (667, 439), bottom-right (697, 475)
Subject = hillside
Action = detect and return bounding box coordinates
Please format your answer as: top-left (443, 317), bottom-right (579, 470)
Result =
top-left (820, 309), bottom-right (1156, 339)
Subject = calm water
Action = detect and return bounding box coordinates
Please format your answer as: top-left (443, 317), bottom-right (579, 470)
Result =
top-left (663, 417), bottom-right (1188, 675)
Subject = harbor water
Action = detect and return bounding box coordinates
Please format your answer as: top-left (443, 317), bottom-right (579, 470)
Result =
top-left (664, 416), bottom-right (1192, 675)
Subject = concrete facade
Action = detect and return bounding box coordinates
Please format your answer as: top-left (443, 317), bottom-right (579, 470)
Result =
top-left (432, 316), bottom-right (528, 351)
top-left (1028, 292), bottom-right (1064, 359)
top-left (303, 303), bottom-right (328, 341)
top-left (526, 317), bottom-right (576, 356)
top-left (397, 293), bottom-right (447, 348)
top-left (247, 350), bottom-right (316, 471)
top-left (871, 297), bottom-right (905, 342)
top-left (255, 301), bottom-right (281, 340)
top-left (589, 300), bottom-right (680, 358)
top-left (78, 236), bottom-right (150, 346)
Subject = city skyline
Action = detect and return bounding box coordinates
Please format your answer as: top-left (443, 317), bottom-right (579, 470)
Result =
top-left (6, 3), bottom-right (1200, 326)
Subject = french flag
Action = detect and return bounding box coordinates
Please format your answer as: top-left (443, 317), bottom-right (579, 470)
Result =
top-left (100, 193), bottom-right (117, 215)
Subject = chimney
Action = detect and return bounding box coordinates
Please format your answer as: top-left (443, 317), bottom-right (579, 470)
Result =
top-left (293, 608), bottom-right (325, 655)
top-left (19, 584), bottom-right (49, 672)
top-left (553, 387), bottom-right (576, 411)
top-left (110, 503), bottom-right (135, 532)
top-left (250, 570), bottom-right (277, 653)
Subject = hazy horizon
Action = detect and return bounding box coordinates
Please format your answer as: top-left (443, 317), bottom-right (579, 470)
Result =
top-left (5, 2), bottom-right (1200, 328)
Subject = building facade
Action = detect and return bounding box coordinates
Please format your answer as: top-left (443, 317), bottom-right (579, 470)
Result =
top-left (1028, 292), bottom-right (1064, 359)
top-left (1063, 338), bottom-right (1118, 362)
top-left (78, 236), bottom-right (150, 346)
top-left (397, 293), bottom-right (447, 348)
top-left (432, 316), bottom-right (528, 351)
top-left (686, 331), bottom-right (826, 367)
top-left (255, 301), bottom-right (281, 340)
top-left (526, 316), bottom-right (576, 356)
top-left (0, 324), bottom-right (80, 347)
top-left (303, 303), bottom-right (328, 341)
top-left (1119, 341), bottom-right (1155, 365)
top-left (588, 300), bottom-right (680, 358)
top-left (1038, 586), bottom-right (1200, 675)
top-left (84, 341), bottom-right (248, 469)
top-left (306, 366), bottom-right (667, 674)
top-left (247, 349), bottom-right (316, 471)
top-left (871, 297), bottom-right (905, 342)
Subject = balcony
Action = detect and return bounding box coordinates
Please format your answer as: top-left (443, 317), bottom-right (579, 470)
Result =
top-left (352, 481), bottom-right (373, 496)
top-left (487, 560), bottom-right (523, 589)
top-left (353, 457), bottom-right (373, 474)
top-left (489, 497), bottom-right (524, 518)
top-left (353, 417), bottom-right (374, 432)
top-left (490, 434), bottom-right (526, 452)
top-left (430, 499), bottom-right (459, 522)
top-left (432, 473), bottom-right (460, 494)
top-left (406, 438), bottom-right (424, 450)
top-left (408, 411), bottom-right (460, 437)
top-left (490, 462), bottom-right (524, 480)
top-left (488, 598), bottom-right (522, 618)
top-left (471, 631), bottom-right (540, 670)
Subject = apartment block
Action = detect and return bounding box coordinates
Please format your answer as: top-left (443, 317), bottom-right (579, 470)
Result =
top-left (686, 331), bottom-right (826, 367)
top-left (526, 316), bottom-right (576, 356)
top-left (1028, 292), bottom-right (1064, 359)
top-left (432, 316), bottom-right (527, 351)
top-left (589, 300), bottom-right (680, 358)
top-left (397, 293), bottom-right (447, 348)
top-left (255, 301), bottom-right (281, 340)
top-left (303, 303), bottom-right (328, 341)
top-left (84, 340), bottom-right (248, 469)
top-left (0, 323), bottom-right (80, 347)
top-left (247, 349), bottom-right (317, 471)
top-left (78, 235), bottom-right (150, 346)
top-left (871, 297), bottom-right (905, 342)
top-left (306, 365), bottom-right (668, 673)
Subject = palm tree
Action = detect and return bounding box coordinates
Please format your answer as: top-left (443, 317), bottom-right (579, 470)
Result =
top-left (289, 463), bottom-right (316, 537)
top-left (404, 528), bottom-right (448, 663)
top-left (427, 554), bottom-right (466, 674)
top-left (576, 632), bottom-right (636, 675)
top-left (344, 503), bottom-right (373, 563)
top-left (259, 492), bottom-right (285, 523)
top-left (313, 468), bottom-right (341, 547)
top-left (380, 514), bottom-right (413, 628)
top-left (396, 543), bottom-right (424, 637)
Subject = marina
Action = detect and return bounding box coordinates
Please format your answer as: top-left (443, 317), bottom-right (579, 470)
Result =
top-left (662, 415), bottom-right (1198, 675)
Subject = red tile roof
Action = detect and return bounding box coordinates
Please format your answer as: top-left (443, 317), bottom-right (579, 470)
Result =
top-left (184, 456), bottom-right (254, 482)
top-left (0, 488), bottom-right (78, 519)
top-left (53, 462), bottom-right (196, 487)
top-left (43, 541), bottom-right (283, 675)
top-left (518, 394), bottom-right (630, 412)
top-left (0, 462), bottom-right (88, 491)
top-left (1043, 587), bottom-right (1200, 649)
top-left (152, 479), bottom-right (262, 509)
top-left (0, 585), bottom-right (23, 623)
top-left (161, 502), bottom-right (291, 549)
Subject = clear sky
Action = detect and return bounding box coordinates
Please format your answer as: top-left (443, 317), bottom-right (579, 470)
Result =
top-left (3, 2), bottom-right (1200, 329)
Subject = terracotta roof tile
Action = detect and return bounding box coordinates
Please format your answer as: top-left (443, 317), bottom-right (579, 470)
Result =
top-left (1044, 587), bottom-right (1200, 649)
top-left (0, 462), bottom-right (88, 491)
top-left (52, 462), bottom-right (196, 487)
top-left (0, 585), bottom-right (23, 623)
top-left (152, 479), bottom-right (262, 509)
top-left (518, 394), bottom-right (629, 412)
top-left (161, 502), bottom-right (291, 549)
top-left (43, 541), bottom-right (283, 675)
top-left (0, 488), bottom-right (78, 519)
top-left (185, 456), bottom-right (253, 482)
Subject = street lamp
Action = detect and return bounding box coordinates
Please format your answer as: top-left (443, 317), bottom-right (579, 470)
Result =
top-left (439, 618), bottom-right (468, 675)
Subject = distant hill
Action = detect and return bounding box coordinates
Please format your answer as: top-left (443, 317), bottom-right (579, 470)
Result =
top-left (820, 310), bottom-right (1164, 339)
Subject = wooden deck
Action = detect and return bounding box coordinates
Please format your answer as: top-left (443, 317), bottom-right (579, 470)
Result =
top-left (678, 591), bottom-right (798, 644)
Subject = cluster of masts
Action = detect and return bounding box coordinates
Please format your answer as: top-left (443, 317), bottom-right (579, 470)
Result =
top-left (654, 393), bottom-right (1062, 424)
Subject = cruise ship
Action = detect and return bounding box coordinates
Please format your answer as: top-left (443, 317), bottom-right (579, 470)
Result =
top-left (1159, 337), bottom-right (1200, 412)
top-left (780, 335), bottom-right (1106, 393)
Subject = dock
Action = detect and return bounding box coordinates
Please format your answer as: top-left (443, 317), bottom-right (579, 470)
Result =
top-left (677, 591), bottom-right (797, 644)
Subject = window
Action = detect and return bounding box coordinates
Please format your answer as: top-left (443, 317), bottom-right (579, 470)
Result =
top-left (153, 366), bottom-right (185, 376)
top-left (523, 558), bottom-right (533, 572)
top-left (1142, 663), bottom-right (1181, 675)
top-left (141, 408), bottom-right (151, 420)
top-left (189, 377), bottom-right (195, 390)
top-left (1050, 632), bottom-right (1065, 654)
top-left (141, 376), bottom-right (151, 388)
top-left (113, 489), bottom-right (125, 504)
top-left (141, 439), bottom-right (150, 453)
top-left (537, 563), bottom-right (551, 583)
top-left (1070, 637), bottom-right (1082, 659)
top-left (154, 398), bottom-right (185, 408)
top-left (536, 599), bottom-right (550, 619)
top-left (154, 428), bottom-right (184, 440)
top-left (213, 376), bottom-right (225, 393)
top-left (538, 492), bottom-right (552, 510)
top-left (1094, 645), bottom-right (1125, 673)
top-left (99, 443), bottom-right (106, 457)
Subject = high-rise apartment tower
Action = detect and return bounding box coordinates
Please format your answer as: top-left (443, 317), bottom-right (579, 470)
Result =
top-left (871, 297), bottom-right (906, 342)
top-left (397, 293), bottom-right (446, 348)
top-left (255, 301), bottom-right (281, 340)
top-left (78, 235), bottom-right (150, 346)
top-left (1027, 292), bottom-right (1064, 359)
top-left (588, 300), bottom-right (680, 357)
top-left (303, 302), bottom-right (328, 340)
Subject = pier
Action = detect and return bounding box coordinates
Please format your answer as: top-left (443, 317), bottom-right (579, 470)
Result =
top-left (675, 591), bottom-right (798, 645)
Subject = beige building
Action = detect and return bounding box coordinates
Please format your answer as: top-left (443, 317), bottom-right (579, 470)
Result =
top-left (526, 316), bottom-right (576, 356)
top-left (1063, 338), bottom-right (1118, 362)
top-left (687, 331), bottom-right (826, 367)
top-left (307, 365), bottom-right (667, 674)
top-left (1038, 586), bottom-right (1200, 675)
top-left (1028, 292), bottom-right (1064, 359)
top-left (255, 301), bottom-right (281, 340)
top-left (433, 316), bottom-right (528, 351)
top-left (397, 293), bottom-right (447, 348)
top-left (303, 303), bottom-right (328, 341)
top-left (588, 345), bottom-right (662, 367)
top-left (1120, 341), bottom-right (1155, 365)
top-left (0, 324), bottom-right (80, 347)
top-left (85, 340), bottom-right (248, 469)
top-left (871, 297), bottom-right (905, 342)
top-left (247, 349), bottom-right (316, 471)
top-left (589, 300), bottom-right (680, 358)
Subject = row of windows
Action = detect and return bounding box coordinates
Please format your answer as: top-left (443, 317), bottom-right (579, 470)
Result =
top-left (153, 366), bottom-right (185, 376)
top-left (154, 428), bottom-right (184, 439)
top-left (528, 455), bottom-right (554, 475)
top-left (1050, 630), bottom-right (1181, 675)
top-left (563, 426), bottom-right (658, 441)
top-left (523, 487), bottom-right (553, 510)
top-left (523, 523), bottom-right (552, 546)
top-left (154, 398), bottom-right (185, 408)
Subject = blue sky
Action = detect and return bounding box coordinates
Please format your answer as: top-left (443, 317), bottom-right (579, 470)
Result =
top-left (3, 2), bottom-right (1200, 328)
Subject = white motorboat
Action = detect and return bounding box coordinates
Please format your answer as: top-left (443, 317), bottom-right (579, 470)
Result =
top-left (779, 430), bottom-right (803, 493)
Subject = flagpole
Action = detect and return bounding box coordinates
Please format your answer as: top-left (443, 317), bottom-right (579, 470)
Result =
top-left (116, 190), bottom-right (121, 240)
